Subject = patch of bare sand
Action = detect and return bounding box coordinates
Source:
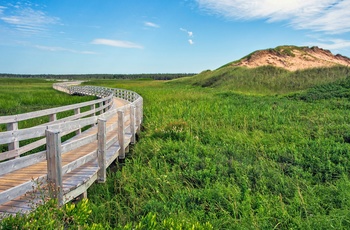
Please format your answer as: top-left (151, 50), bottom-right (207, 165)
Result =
top-left (233, 46), bottom-right (350, 71)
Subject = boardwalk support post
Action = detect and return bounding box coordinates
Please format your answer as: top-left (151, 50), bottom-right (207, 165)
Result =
top-left (46, 129), bottom-right (63, 206)
top-left (130, 105), bottom-right (136, 144)
top-left (7, 122), bottom-right (19, 158)
top-left (118, 110), bottom-right (125, 160)
top-left (97, 118), bottom-right (106, 183)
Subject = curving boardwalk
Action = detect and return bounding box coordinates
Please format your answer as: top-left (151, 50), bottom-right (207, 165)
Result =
top-left (0, 82), bottom-right (143, 217)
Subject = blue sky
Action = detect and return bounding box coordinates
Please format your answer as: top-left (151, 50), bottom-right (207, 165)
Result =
top-left (0, 0), bottom-right (349, 74)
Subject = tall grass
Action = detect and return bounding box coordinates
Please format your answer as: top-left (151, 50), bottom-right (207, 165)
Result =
top-left (0, 78), bottom-right (96, 116)
top-left (83, 79), bottom-right (350, 229)
top-left (0, 78), bottom-right (96, 155)
top-left (2, 78), bottom-right (350, 229)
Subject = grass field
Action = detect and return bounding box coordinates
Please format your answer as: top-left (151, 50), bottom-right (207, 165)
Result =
top-left (1, 75), bottom-right (350, 229)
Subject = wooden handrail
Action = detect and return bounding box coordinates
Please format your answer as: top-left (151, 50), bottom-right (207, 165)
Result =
top-left (0, 81), bottom-right (143, 210)
top-left (0, 82), bottom-right (143, 161)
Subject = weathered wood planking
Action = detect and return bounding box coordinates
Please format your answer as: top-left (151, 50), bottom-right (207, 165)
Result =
top-left (0, 82), bottom-right (143, 217)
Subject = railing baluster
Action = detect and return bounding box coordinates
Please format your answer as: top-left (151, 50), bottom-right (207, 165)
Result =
top-left (74, 108), bottom-right (81, 134)
top-left (49, 113), bottom-right (57, 122)
top-left (130, 105), bottom-right (136, 144)
top-left (118, 110), bottom-right (125, 160)
top-left (97, 118), bottom-right (106, 183)
top-left (46, 129), bottom-right (63, 206)
top-left (7, 121), bottom-right (19, 158)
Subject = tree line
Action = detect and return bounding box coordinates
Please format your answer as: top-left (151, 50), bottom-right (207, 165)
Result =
top-left (0, 73), bottom-right (196, 80)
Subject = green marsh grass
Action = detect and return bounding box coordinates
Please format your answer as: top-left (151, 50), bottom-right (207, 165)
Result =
top-left (83, 79), bottom-right (350, 229)
top-left (2, 78), bottom-right (350, 229)
top-left (0, 78), bottom-right (96, 154)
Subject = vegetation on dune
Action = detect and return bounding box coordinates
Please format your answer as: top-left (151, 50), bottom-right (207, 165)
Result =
top-left (180, 66), bottom-right (350, 95)
top-left (2, 76), bottom-right (350, 229)
top-left (218, 45), bottom-right (306, 69)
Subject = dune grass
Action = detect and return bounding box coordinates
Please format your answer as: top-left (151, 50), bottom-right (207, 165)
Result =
top-left (180, 66), bottom-right (350, 95)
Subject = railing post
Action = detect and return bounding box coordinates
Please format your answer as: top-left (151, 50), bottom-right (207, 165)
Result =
top-left (91, 104), bottom-right (96, 127)
top-left (135, 102), bottom-right (141, 134)
top-left (118, 110), bottom-right (125, 160)
top-left (46, 129), bottom-right (63, 206)
top-left (91, 104), bottom-right (96, 116)
top-left (49, 113), bottom-right (57, 122)
top-left (99, 102), bottom-right (103, 115)
top-left (7, 122), bottom-right (19, 158)
top-left (140, 99), bottom-right (144, 123)
top-left (103, 101), bottom-right (106, 113)
top-left (130, 105), bottom-right (136, 144)
top-left (97, 118), bottom-right (106, 183)
top-left (74, 108), bottom-right (81, 134)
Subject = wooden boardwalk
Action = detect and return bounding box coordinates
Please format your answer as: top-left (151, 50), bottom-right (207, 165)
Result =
top-left (0, 83), bottom-right (143, 217)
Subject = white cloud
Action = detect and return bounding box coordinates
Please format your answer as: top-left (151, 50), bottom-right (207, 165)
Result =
top-left (196, 0), bottom-right (350, 34)
top-left (180, 28), bottom-right (195, 44)
top-left (35, 45), bottom-right (96, 54)
top-left (180, 28), bottom-right (193, 37)
top-left (307, 38), bottom-right (350, 51)
top-left (0, 6), bottom-right (6, 14)
top-left (0, 5), bottom-right (59, 34)
top-left (91, 39), bottom-right (143, 49)
top-left (144, 21), bottom-right (160, 28)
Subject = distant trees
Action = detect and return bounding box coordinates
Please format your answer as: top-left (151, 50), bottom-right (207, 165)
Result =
top-left (0, 73), bottom-right (196, 80)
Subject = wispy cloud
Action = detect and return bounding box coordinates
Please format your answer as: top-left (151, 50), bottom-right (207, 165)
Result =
top-left (180, 28), bottom-right (195, 45)
top-left (35, 45), bottom-right (96, 54)
top-left (0, 6), bottom-right (6, 14)
top-left (180, 28), bottom-right (194, 37)
top-left (196, 0), bottom-right (350, 34)
top-left (306, 38), bottom-right (350, 51)
top-left (144, 21), bottom-right (160, 28)
top-left (91, 39), bottom-right (143, 49)
top-left (0, 3), bottom-right (59, 35)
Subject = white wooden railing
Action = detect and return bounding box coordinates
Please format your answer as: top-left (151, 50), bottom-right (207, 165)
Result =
top-left (0, 82), bottom-right (143, 208)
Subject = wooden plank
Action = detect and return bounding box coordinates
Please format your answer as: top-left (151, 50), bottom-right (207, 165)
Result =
top-left (61, 151), bottom-right (97, 175)
top-left (106, 143), bottom-right (120, 167)
top-left (0, 151), bottom-right (46, 176)
top-left (61, 133), bottom-right (97, 154)
top-left (0, 84), bottom-right (143, 216)
top-left (62, 166), bottom-right (98, 192)
top-left (44, 109), bottom-right (95, 126)
top-left (0, 177), bottom-right (45, 205)
top-left (63, 173), bottom-right (97, 204)
top-left (106, 135), bottom-right (118, 149)
top-left (0, 126), bottom-right (46, 145)
top-left (0, 95), bottom-right (111, 125)
top-left (17, 138), bottom-right (46, 156)
top-left (49, 116), bottom-right (97, 134)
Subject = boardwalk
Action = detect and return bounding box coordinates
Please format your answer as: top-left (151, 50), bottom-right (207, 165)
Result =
top-left (0, 82), bottom-right (143, 217)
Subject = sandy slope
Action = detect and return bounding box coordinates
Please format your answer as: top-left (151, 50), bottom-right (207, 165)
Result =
top-left (233, 46), bottom-right (350, 71)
